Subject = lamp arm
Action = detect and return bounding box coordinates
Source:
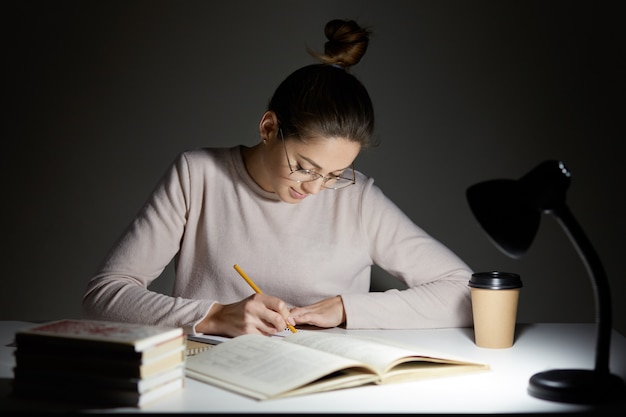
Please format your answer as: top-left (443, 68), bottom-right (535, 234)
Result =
top-left (551, 203), bottom-right (612, 374)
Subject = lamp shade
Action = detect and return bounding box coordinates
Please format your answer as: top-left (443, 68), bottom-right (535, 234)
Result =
top-left (466, 160), bottom-right (571, 258)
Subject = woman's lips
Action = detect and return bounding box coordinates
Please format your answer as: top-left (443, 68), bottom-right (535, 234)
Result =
top-left (289, 187), bottom-right (308, 200)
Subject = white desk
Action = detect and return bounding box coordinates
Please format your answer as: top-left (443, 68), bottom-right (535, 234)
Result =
top-left (1, 321), bottom-right (624, 413)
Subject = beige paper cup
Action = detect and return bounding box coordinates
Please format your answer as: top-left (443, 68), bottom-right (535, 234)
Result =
top-left (469, 272), bottom-right (522, 349)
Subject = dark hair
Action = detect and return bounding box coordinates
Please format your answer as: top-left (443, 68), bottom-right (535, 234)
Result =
top-left (268, 19), bottom-right (376, 148)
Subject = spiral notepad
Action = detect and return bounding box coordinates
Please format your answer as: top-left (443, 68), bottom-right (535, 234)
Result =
top-left (185, 340), bottom-right (214, 356)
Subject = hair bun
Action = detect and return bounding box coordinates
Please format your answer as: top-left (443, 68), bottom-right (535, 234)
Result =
top-left (309, 19), bottom-right (371, 69)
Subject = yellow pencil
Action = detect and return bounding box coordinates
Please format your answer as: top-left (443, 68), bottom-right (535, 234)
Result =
top-left (233, 264), bottom-right (298, 333)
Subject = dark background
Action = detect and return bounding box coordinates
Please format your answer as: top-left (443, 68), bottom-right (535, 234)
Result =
top-left (4, 0), bottom-right (625, 336)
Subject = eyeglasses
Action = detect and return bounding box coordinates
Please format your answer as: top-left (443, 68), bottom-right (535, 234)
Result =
top-left (280, 128), bottom-right (355, 190)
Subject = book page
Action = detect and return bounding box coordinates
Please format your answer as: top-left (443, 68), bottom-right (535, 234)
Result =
top-left (184, 334), bottom-right (377, 400)
top-left (283, 331), bottom-right (487, 376)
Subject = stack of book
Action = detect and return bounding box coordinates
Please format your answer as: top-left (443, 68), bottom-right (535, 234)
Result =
top-left (12, 319), bottom-right (185, 407)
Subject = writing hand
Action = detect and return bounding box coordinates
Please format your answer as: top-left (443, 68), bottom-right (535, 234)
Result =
top-left (197, 293), bottom-right (296, 337)
top-left (289, 295), bottom-right (346, 328)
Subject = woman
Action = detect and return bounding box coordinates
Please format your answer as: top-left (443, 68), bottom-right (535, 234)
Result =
top-left (83, 19), bottom-right (473, 336)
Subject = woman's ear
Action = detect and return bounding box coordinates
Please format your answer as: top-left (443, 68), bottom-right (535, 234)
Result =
top-left (259, 111), bottom-right (279, 143)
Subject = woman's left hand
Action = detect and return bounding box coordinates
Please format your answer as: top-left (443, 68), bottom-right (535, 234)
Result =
top-left (289, 295), bottom-right (346, 328)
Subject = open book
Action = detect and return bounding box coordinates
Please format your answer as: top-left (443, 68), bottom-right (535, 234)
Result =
top-left (185, 330), bottom-right (489, 400)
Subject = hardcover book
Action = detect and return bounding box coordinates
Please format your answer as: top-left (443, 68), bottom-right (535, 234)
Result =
top-left (14, 319), bottom-right (183, 353)
top-left (14, 346), bottom-right (185, 378)
top-left (12, 373), bottom-right (184, 407)
top-left (13, 365), bottom-right (185, 394)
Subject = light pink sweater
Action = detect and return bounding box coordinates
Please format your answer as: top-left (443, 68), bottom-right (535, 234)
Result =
top-left (83, 146), bottom-right (473, 333)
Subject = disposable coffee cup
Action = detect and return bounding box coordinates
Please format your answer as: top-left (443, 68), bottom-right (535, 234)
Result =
top-left (469, 271), bottom-right (523, 348)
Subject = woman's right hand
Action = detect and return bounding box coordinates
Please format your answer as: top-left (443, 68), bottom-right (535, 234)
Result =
top-left (195, 293), bottom-right (296, 337)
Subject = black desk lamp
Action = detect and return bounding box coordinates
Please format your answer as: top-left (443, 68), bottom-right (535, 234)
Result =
top-left (466, 160), bottom-right (624, 404)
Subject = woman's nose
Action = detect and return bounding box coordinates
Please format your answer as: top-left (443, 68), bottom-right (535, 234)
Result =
top-left (301, 178), bottom-right (324, 195)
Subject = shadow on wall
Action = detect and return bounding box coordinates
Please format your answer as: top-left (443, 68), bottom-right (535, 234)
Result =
top-left (370, 266), bottom-right (408, 292)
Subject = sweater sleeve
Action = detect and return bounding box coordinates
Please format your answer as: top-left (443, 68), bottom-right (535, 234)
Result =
top-left (340, 182), bottom-right (473, 329)
top-left (81, 152), bottom-right (214, 334)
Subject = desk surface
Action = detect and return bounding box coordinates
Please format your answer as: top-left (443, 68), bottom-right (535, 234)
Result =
top-left (1, 321), bottom-right (625, 413)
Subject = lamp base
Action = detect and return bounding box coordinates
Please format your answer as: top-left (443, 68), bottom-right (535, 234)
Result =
top-left (528, 369), bottom-right (625, 404)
